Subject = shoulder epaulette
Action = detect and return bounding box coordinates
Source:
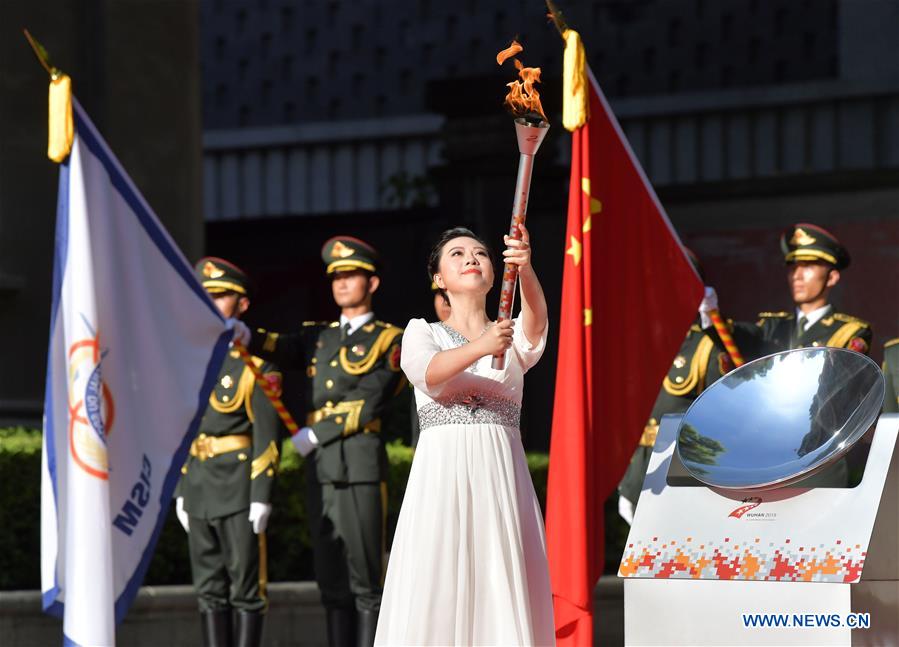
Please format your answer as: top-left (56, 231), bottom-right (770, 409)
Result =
top-left (375, 320), bottom-right (402, 331)
top-left (328, 321), bottom-right (340, 328)
top-left (758, 311), bottom-right (790, 318)
top-left (689, 324), bottom-right (702, 332)
top-left (302, 321), bottom-right (330, 327)
top-left (833, 313), bottom-right (870, 327)
top-left (884, 337), bottom-right (899, 349)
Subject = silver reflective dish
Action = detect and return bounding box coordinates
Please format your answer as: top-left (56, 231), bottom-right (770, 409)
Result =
top-left (676, 347), bottom-right (884, 490)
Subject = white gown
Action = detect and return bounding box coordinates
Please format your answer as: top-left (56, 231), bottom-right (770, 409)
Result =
top-left (375, 316), bottom-right (555, 646)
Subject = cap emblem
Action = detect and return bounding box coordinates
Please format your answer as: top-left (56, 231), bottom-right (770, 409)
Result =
top-left (790, 228), bottom-right (816, 247)
top-left (203, 261), bottom-right (225, 279)
top-left (331, 241), bottom-right (356, 259)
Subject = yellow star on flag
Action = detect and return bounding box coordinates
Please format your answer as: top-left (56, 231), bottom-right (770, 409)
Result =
top-left (566, 235), bottom-right (582, 266)
top-left (581, 178), bottom-right (602, 233)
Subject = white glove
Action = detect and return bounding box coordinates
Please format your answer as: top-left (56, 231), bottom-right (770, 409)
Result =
top-left (229, 318), bottom-right (252, 347)
top-left (291, 426), bottom-right (319, 457)
top-left (248, 502), bottom-right (272, 535)
top-left (698, 286), bottom-right (718, 330)
top-left (175, 497), bottom-right (189, 533)
top-left (618, 495), bottom-right (635, 526)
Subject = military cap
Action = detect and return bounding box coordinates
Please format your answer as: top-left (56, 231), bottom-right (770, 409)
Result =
top-left (195, 256), bottom-right (253, 296)
top-left (321, 236), bottom-right (380, 275)
top-left (780, 223), bottom-right (850, 270)
top-left (683, 247), bottom-right (705, 282)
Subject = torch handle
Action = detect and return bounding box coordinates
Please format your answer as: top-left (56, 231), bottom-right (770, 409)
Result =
top-left (708, 309), bottom-right (745, 368)
top-left (492, 152), bottom-right (536, 370)
top-left (232, 340), bottom-right (301, 435)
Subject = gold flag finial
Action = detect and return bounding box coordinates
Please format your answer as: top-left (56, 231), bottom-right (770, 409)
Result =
top-left (545, 0), bottom-right (569, 36)
top-left (24, 29), bottom-right (73, 163)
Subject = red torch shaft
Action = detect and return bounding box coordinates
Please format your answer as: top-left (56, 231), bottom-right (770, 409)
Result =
top-left (493, 118), bottom-right (549, 370)
top-left (493, 154), bottom-right (535, 369)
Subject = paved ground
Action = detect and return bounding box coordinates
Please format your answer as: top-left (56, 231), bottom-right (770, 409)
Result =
top-left (0, 577), bottom-right (624, 646)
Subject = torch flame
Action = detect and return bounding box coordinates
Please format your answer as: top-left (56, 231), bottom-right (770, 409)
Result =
top-left (496, 40), bottom-right (546, 123)
top-left (496, 40), bottom-right (523, 65)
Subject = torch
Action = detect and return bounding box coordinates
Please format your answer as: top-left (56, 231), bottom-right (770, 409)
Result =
top-left (493, 42), bottom-right (550, 370)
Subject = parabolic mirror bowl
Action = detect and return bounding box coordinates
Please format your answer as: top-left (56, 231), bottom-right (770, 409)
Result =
top-left (676, 347), bottom-right (884, 490)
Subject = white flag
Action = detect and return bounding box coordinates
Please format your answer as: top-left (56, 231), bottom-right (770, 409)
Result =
top-left (41, 99), bottom-right (231, 647)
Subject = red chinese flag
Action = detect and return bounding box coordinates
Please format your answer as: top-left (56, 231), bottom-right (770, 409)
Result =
top-left (545, 67), bottom-right (704, 644)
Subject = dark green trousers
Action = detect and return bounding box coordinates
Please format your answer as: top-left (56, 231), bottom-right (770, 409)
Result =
top-left (307, 477), bottom-right (385, 613)
top-left (188, 509), bottom-right (265, 613)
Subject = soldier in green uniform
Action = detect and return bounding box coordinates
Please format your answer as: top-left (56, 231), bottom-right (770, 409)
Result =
top-left (701, 223), bottom-right (872, 359)
top-left (883, 338), bottom-right (899, 414)
top-left (618, 251), bottom-right (732, 522)
top-left (700, 223), bottom-right (872, 486)
top-left (237, 236), bottom-right (404, 647)
top-left (175, 258), bottom-right (283, 647)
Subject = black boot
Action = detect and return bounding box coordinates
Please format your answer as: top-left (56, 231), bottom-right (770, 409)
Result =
top-left (326, 607), bottom-right (356, 647)
top-left (200, 609), bottom-right (233, 647)
top-left (235, 610), bottom-right (264, 647)
top-left (356, 609), bottom-right (378, 647)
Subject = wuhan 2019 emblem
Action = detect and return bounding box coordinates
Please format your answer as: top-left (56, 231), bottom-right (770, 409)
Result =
top-left (67, 324), bottom-right (115, 481)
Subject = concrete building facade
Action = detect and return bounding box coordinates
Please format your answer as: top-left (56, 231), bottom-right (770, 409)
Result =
top-left (1, 0), bottom-right (896, 441)
top-left (198, 0), bottom-right (899, 451)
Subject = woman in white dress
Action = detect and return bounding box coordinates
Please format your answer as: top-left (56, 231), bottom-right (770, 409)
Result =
top-left (375, 225), bottom-right (555, 646)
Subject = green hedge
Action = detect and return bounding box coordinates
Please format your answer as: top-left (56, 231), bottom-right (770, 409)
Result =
top-left (0, 428), bottom-right (43, 590)
top-left (0, 428), bottom-right (627, 590)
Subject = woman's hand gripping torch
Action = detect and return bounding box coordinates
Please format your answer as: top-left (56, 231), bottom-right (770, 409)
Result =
top-left (493, 41), bottom-right (550, 370)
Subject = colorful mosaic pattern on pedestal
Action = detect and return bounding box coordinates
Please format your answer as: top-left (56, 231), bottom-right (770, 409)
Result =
top-left (619, 537), bottom-right (865, 583)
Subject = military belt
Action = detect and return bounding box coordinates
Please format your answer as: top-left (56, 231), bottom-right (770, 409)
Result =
top-left (306, 407), bottom-right (381, 434)
top-left (639, 421), bottom-right (659, 447)
top-left (190, 433), bottom-right (251, 461)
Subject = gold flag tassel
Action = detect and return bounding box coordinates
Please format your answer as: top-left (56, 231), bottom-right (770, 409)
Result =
top-left (23, 29), bottom-right (74, 163)
top-left (48, 74), bottom-right (73, 163)
top-left (561, 29), bottom-right (588, 132)
top-left (546, 1), bottom-right (588, 132)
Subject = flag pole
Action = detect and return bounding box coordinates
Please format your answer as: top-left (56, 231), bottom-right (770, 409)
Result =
top-left (545, 0), bottom-right (568, 37)
top-left (23, 29), bottom-right (57, 76)
top-left (232, 341), bottom-right (300, 435)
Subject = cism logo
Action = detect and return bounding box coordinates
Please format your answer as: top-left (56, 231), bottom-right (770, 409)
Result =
top-left (68, 333), bottom-right (115, 480)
